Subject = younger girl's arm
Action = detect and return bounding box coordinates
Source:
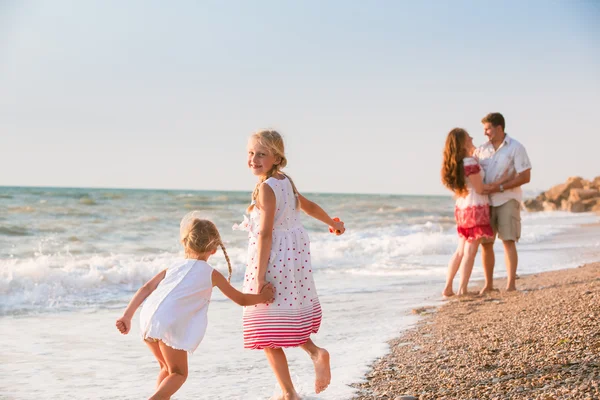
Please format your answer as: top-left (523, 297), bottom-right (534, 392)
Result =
top-left (116, 270), bottom-right (167, 335)
top-left (212, 270), bottom-right (275, 306)
top-left (298, 194), bottom-right (345, 235)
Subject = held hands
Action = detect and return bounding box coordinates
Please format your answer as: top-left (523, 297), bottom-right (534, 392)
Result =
top-left (115, 315), bottom-right (132, 335)
top-left (258, 282), bottom-right (275, 304)
top-left (483, 169), bottom-right (516, 194)
top-left (328, 217), bottom-right (346, 236)
top-left (482, 183), bottom-right (497, 195)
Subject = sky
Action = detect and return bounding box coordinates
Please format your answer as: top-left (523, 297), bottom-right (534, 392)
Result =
top-left (1, 0), bottom-right (599, 195)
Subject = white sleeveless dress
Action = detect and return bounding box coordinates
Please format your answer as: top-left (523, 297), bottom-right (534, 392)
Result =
top-left (139, 259), bottom-right (213, 354)
top-left (234, 176), bottom-right (322, 349)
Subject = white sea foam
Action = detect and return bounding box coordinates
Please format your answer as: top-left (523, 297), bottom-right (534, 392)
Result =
top-left (2, 208), bottom-right (598, 314)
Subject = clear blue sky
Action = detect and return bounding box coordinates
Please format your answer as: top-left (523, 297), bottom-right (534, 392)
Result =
top-left (1, 0), bottom-right (599, 195)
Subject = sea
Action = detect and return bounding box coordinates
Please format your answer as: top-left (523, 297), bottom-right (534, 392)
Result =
top-left (1, 186), bottom-right (599, 399)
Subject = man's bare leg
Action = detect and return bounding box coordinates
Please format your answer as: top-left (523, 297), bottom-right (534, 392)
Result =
top-left (503, 240), bottom-right (518, 291)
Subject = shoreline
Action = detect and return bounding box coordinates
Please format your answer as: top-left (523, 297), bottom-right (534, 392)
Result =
top-left (351, 262), bottom-right (600, 399)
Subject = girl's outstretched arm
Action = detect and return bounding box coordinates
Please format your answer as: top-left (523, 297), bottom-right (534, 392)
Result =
top-left (298, 194), bottom-right (345, 235)
top-left (212, 269), bottom-right (275, 306)
top-left (116, 269), bottom-right (166, 335)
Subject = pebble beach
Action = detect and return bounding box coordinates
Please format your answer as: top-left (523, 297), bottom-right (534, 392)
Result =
top-left (353, 262), bottom-right (600, 400)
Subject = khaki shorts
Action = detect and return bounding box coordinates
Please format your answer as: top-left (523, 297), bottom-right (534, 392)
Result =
top-left (482, 199), bottom-right (521, 243)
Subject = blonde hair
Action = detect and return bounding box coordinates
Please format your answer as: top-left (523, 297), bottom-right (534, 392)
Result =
top-left (181, 218), bottom-right (232, 282)
top-left (247, 129), bottom-right (299, 212)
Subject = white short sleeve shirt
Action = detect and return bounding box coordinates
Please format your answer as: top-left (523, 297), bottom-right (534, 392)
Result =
top-left (474, 134), bottom-right (532, 207)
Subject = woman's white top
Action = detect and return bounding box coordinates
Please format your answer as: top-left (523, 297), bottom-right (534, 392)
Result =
top-left (139, 259), bottom-right (213, 354)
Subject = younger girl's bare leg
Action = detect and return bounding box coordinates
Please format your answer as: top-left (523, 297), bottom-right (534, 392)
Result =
top-left (443, 237), bottom-right (465, 297)
top-left (458, 239), bottom-right (481, 295)
top-left (145, 340), bottom-right (169, 388)
top-left (263, 348), bottom-right (299, 400)
top-left (299, 338), bottom-right (331, 394)
top-left (149, 341), bottom-right (188, 400)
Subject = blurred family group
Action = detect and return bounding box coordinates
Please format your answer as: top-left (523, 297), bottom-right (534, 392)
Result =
top-left (441, 112), bottom-right (532, 297)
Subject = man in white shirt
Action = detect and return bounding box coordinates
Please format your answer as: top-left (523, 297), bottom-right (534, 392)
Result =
top-left (474, 113), bottom-right (532, 292)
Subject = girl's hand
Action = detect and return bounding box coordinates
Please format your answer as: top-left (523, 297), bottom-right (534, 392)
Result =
top-left (329, 218), bottom-right (345, 236)
top-left (256, 278), bottom-right (268, 294)
top-left (259, 283), bottom-right (275, 303)
top-left (116, 316), bottom-right (131, 335)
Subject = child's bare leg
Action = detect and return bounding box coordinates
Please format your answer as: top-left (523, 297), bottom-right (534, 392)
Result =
top-left (144, 340), bottom-right (169, 387)
top-left (300, 338), bottom-right (331, 394)
top-left (458, 239), bottom-right (480, 295)
top-left (149, 341), bottom-right (188, 400)
top-left (263, 348), bottom-right (299, 400)
top-left (443, 238), bottom-right (465, 297)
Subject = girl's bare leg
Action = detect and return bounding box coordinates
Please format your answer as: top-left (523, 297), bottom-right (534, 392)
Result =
top-left (149, 341), bottom-right (188, 400)
top-left (458, 239), bottom-right (480, 295)
top-left (300, 338), bottom-right (331, 393)
top-left (263, 348), bottom-right (299, 400)
top-left (145, 340), bottom-right (169, 388)
top-left (443, 237), bottom-right (465, 297)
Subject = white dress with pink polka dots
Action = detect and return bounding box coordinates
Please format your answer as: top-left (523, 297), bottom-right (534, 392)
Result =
top-left (235, 176), bottom-right (322, 349)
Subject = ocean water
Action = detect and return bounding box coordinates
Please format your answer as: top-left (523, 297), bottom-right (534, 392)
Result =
top-left (1, 186), bottom-right (599, 399)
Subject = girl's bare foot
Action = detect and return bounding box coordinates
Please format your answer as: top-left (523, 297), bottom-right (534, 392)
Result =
top-left (277, 391), bottom-right (300, 400)
top-left (479, 286), bottom-right (494, 295)
top-left (442, 288), bottom-right (455, 299)
top-left (312, 348), bottom-right (331, 393)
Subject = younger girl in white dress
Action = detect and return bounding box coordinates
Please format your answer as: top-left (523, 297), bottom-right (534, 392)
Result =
top-left (235, 129), bottom-right (346, 400)
top-left (116, 212), bottom-right (274, 400)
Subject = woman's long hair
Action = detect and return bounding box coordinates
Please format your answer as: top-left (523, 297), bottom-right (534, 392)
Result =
top-left (441, 128), bottom-right (469, 197)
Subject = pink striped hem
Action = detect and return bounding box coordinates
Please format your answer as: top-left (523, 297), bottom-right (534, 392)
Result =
top-left (243, 300), bottom-right (322, 349)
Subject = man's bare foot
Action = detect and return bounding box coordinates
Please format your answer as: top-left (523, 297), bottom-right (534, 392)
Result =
top-left (312, 348), bottom-right (331, 394)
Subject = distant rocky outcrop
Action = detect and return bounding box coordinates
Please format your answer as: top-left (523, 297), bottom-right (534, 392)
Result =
top-left (524, 176), bottom-right (600, 213)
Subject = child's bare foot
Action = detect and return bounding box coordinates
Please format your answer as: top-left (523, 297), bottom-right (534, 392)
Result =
top-left (311, 348), bottom-right (331, 393)
top-left (277, 391), bottom-right (300, 400)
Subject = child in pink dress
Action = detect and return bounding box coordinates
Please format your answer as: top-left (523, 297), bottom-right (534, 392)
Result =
top-left (234, 129), bottom-right (345, 399)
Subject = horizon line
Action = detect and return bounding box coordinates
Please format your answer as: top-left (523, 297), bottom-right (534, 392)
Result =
top-left (0, 184), bottom-right (454, 198)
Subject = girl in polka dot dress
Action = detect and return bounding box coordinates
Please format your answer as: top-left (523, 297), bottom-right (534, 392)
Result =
top-left (234, 129), bottom-right (345, 399)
